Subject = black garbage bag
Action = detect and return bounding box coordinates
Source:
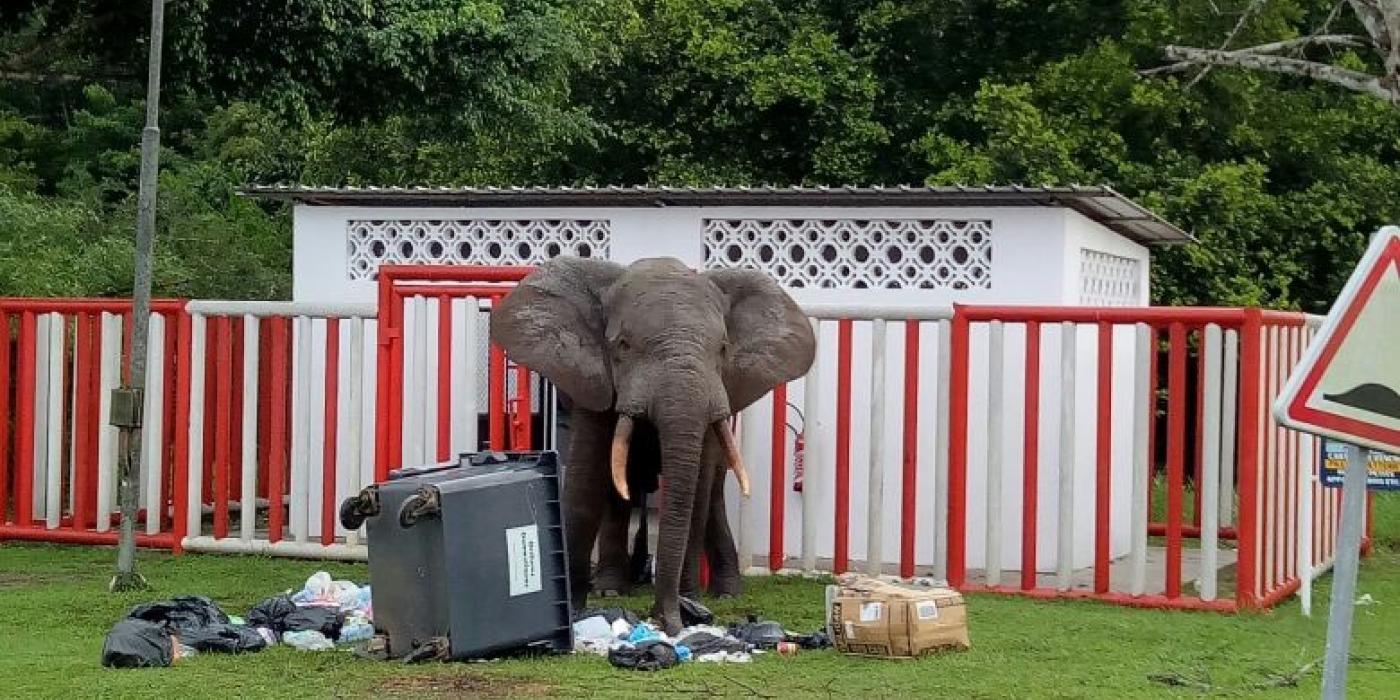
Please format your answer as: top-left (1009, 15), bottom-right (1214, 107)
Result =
top-left (675, 631), bottom-right (750, 656)
top-left (283, 606), bottom-right (345, 640)
top-left (727, 616), bottom-right (786, 650)
top-left (246, 595), bottom-right (298, 632)
top-left (102, 619), bottom-right (174, 668)
top-left (791, 630), bottom-right (832, 649)
top-left (181, 624), bottom-right (269, 654)
top-left (608, 640), bottom-right (680, 671)
top-left (678, 597), bottom-right (713, 626)
top-left (574, 606), bottom-right (641, 627)
top-left (126, 596), bottom-right (229, 636)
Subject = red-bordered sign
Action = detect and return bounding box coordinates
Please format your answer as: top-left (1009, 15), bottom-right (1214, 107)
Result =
top-left (1275, 226), bottom-right (1400, 454)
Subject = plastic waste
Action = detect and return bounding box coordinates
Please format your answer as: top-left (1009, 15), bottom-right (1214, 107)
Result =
top-left (678, 597), bottom-right (714, 626)
top-left (675, 631), bottom-right (750, 656)
top-left (339, 620), bottom-right (375, 644)
top-left (574, 606), bottom-right (641, 627)
top-left (727, 616), bottom-right (786, 650)
top-left (675, 644), bottom-right (692, 663)
top-left (247, 595), bottom-right (298, 632)
top-left (176, 643), bottom-right (198, 660)
top-left (227, 616), bottom-right (246, 626)
top-left (181, 624), bottom-right (269, 654)
top-left (283, 630), bottom-right (335, 651)
top-left (126, 596), bottom-right (230, 636)
top-left (573, 616), bottom-right (613, 643)
top-left (610, 618), bottom-right (633, 639)
top-left (608, 640), bottom-right (680, 671)
top-left (627, 622), bottom-right (660, 644)
top-left (102, 619), bottom-right (174, 668)
top-left (695, 651), bottom-right (752, 664)
top-left (284, 606), bottom-right (344, 640)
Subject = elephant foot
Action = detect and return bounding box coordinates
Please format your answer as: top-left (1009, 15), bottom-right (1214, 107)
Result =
top-left (650, 600), bottom-right (684, 636)
top-left (708, 575), bottom-right (743, 599)
top-left (592, 569), bottom-right (633, 598)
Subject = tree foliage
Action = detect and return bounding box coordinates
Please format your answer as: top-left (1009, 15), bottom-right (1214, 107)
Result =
top-left (0, 0), bottom-right (1396, 309)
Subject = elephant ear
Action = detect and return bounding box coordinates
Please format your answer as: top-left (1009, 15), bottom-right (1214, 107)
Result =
top-left (704, 268), bottom-right (816, 414)
top-left (489, 257), bottom-right (624, 412)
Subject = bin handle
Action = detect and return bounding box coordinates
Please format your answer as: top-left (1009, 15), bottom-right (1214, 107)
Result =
top-left (398, 487), bottom-right (442, 527)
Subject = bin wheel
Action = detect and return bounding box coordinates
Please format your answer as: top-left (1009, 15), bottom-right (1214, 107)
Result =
top-left (398, 487), bottom-right (442, 527)
top-left (339, 486), bottom-right (380, 530)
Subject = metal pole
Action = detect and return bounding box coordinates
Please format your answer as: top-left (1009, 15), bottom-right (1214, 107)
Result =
top-left (1320, 443), bottom-right (1369, 698)
top-left (111, 0), bottom-right (165, 592)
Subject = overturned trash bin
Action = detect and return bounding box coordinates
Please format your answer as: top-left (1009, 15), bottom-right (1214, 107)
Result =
top-left (341, 451), bottom-right (573, 660)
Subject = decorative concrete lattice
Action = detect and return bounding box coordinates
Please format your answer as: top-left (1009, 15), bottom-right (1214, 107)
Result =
top-left (346, 219), bottom-right (611, 280)
top-left (1079, 249), bottom-right (1142, 307)
top-left (702, 218), bottom-right (993, 290)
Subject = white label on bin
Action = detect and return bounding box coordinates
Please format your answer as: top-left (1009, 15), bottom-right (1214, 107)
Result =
top-left (859, 601), bottom-right (883, 622)
top-left (506, 524), bottom-right (542, 597)
top-left (917, 600), bottom-right (939, 620)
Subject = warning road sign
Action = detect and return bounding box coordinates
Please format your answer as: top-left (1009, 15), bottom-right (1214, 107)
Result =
top-left (1275, 226), bottom-right (1400, 455)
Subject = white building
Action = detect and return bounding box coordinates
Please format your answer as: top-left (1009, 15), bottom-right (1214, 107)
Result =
top-left (244, 184), bottom-right (1190, 575)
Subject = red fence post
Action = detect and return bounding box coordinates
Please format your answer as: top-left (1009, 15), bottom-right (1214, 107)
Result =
top-left (946, 309), bottom-right (971, 589)
top-left (1020, 321), bottom-right (1040, 591)
top-left (900, 321), bottom-right (921, 580)
top-left (512, 363), bottom-right (532, 450)
top-left (488, 344), bottom-right (506, 451)
top-left (15, 312), bottom-right (36, 526)
top-left (268, 318), bottom-right (290, 543)
top-left (72, 314), bottom-right (94, 531)
top-left (171, 310), bottom-right (192, 554)
top-left (0, 312), bottom-right (9, 525)
top-left (1235, 310), bottom-right (1262, 609)
top-left (833, 319), bottom-right (853, 575)
top-left (1094, 322), bottom-right (1114, 594)
top-left (1165, 323), bottom-right (1187, 598)
top-left (322, 318), bottom-right (340, 546)
top-left (437, 299), bottom-right (452, 461)
top-left (769, 382), bottom-right (788, 572)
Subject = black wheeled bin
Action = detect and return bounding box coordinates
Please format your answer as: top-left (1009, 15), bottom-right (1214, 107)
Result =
top-left (339, 451), bottom-right (573, 660)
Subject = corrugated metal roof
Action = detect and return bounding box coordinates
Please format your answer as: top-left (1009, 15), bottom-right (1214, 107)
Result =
top-left (239, 183), bottom-right (1191, 246)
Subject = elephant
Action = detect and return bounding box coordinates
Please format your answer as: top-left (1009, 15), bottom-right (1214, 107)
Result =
top-left (490, 256), bottom-right (815, 633)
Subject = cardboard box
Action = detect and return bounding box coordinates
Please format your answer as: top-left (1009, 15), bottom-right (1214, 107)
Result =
top-left (826, 577), bottom-right (970, 658)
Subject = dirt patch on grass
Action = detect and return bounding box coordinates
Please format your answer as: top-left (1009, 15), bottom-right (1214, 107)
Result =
top-left (374, 673), bottom-right (554, 698)
top-left (0, 572), bottom-right (60, 589)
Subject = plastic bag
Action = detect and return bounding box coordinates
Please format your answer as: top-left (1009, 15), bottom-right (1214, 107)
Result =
top-left (627, 622), bottom-right (660, 644)
top-left (727, 617), bottom-right (786, 650)
top-left (247, 595), bottom-right (298, 632)
top-left (126, 596), bottom-right (230, 636)
top-left (284, 606), bottom-right (344, 640)
top-left (675, 631), bottom-right (750, 656)
top-left (678, 597), bottom-right (714, 626)
top-left (181, 624), bottom-right (269, 654)
top-left (102, 619), bottom-right (174, 668)
top-left (574, 606), bottom-right (641, 627)
top-left (283, 630), bottom-right (335, 651)
top-left (608, 640), bottom-right (680, 671)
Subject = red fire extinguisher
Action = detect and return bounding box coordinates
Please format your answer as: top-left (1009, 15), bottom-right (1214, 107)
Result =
top-left (788, 403), bottom-right (806, 492)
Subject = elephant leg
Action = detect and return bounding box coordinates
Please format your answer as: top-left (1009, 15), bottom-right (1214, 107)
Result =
top-left (704, 464), bottom-right (743, 598)
top-left (679, 447), bottom-right (720, 600)
top-left (562, 409), bottom-right (613, 608)
top-left (592, 495), bottom-right (633, 597)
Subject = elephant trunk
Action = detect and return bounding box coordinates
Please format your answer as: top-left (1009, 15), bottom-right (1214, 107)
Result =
top-left (711, 420), bottom-right (750, 497)
top-left (652, 418), bottom-right (706, 633)
top-left (610, 414), bottom-right (634, 501)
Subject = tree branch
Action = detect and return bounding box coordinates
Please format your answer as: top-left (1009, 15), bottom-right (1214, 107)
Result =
top-left (1188, 0), bottom-right (1270, 87)
top-left (1162, 45), bottom-right (1396, 101)
top-left (1141, 35), bottom-right (1367, 75)
top-left (0, 70), bottom-right (133, 85)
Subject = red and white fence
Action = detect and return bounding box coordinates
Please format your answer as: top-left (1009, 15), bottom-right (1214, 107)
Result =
top-left (0, 299), bottom-right (186, 547)
top-left (0, 277), bottom-right (1371, 614)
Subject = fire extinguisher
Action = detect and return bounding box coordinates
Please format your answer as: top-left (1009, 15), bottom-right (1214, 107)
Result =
top-left (787, 403), bottom-right (806, 492)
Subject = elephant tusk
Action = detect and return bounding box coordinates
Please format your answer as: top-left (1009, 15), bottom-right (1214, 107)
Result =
top-left (611, 414), bottom-right (634, 501)
top-left (713, 420), bottom-right (751, 498)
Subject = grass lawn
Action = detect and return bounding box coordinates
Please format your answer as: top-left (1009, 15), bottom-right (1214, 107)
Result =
top-left (1, 496), bottom-right (1398, 699)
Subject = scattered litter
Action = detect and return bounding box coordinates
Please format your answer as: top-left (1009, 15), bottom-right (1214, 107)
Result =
top-left (679, 596), bottom-right (714, 626)
top-left (1355, 594), bottom-right (1378, 606)
top-left (283, 630), bottom-right (335, 652)
top-left (102, 619), bottom-right (175, 668)
top-left (181, 624), bottom-right (269, 654)
top-left (728, 616), bottom-right (786, 649)
top-left (126, 596), bottom-right (229, 636)
top-left (609, 640), bottom-right (681, 671)
top-left (283, 606), bottom-right (345, 640)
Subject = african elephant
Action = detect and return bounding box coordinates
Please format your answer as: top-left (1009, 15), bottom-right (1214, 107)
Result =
top-left (490, 256), bottom-right (815, 633)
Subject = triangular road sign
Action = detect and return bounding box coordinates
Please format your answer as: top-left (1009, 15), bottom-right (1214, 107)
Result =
top-left (1275, 226), bottom-right (1400, 454)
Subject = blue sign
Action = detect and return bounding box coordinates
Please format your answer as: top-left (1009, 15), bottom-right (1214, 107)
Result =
top-left (1319, 440), bottom-right (1400, 490)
